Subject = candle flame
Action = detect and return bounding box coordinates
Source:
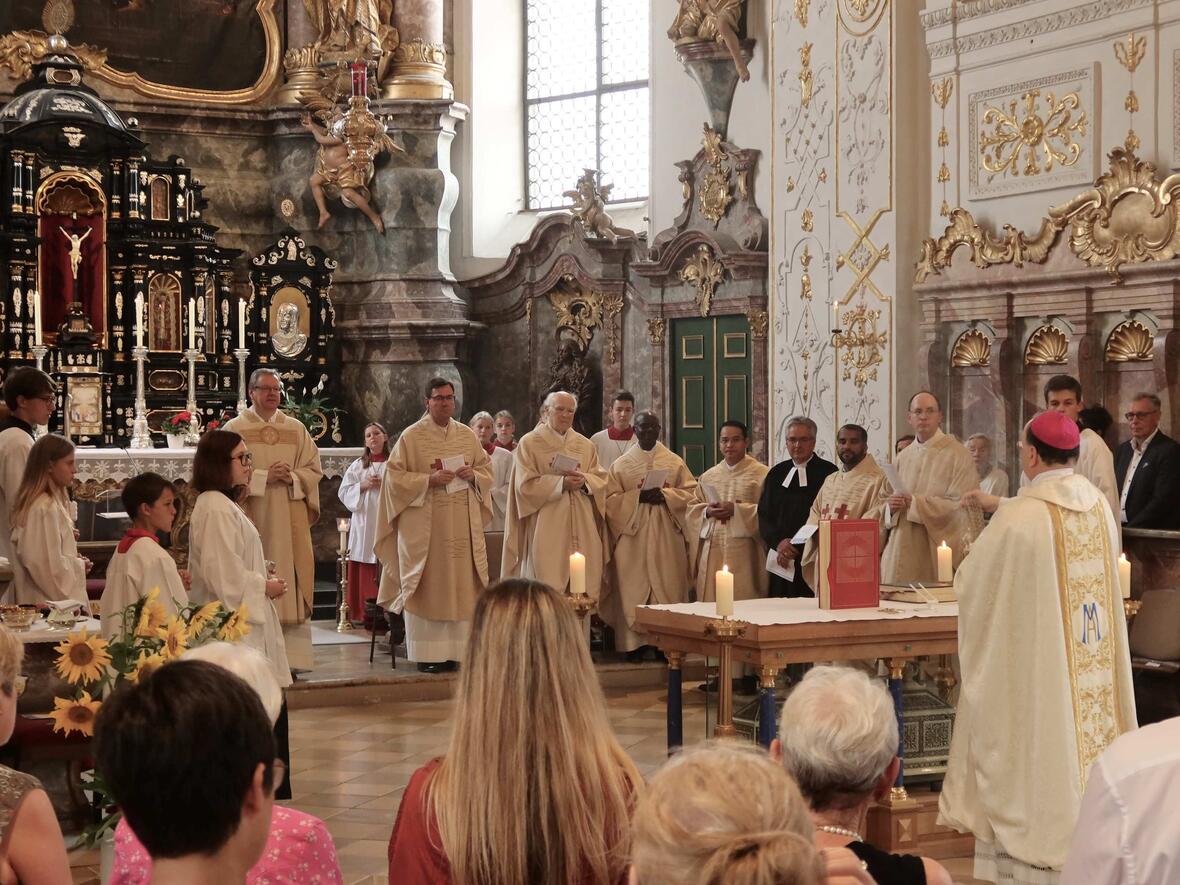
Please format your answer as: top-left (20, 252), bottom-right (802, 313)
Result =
top-left (722, 564), bottom-right (730, 573)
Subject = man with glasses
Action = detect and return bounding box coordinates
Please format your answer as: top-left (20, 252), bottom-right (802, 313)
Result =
top-left (1115, 392), bottom-right (1180, 528)
top-left (879, 391), bottom-right (977, 584)
top-left (375, 378), bottom-right (494, 672)
top-left (226, 369), bottom-right (323, 671)
top-left (0, 368), bottom-right (56, 603)
top-left (758, 416), bottom-right (837, 597)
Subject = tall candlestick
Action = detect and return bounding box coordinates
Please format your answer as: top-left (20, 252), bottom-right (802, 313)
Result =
top-left (937, 540), bottom-right (953, 583)
top-left (134, 292), bottom-right (144, 348)
top-left (832, 301), bottom-right (840, 331)
top-left (337, 516), bottom-right (351, 557)
top-left (32, 289), bottom-right (41, 346)
top-left (238, 298), bottom-right (247, 348)
top-left (715, 564), bottom-right (734, 616)
top-left (1118, 553), bottom-right (1131, 599)
top-left (187, 297), bottom-right (196, 349)
top-left (569, 551), bottom-right (586, 595)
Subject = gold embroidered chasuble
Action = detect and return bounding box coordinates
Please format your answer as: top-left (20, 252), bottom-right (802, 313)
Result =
top-left (225, 408), bottom-right (323, 624)
top-left (879, 429), bottom-right (978, 584)
top-left (685, 454), bottom-right (768, 602)
top-left (501, 423), bottom-right (610, 598)
top-left (800, 453), bottom-right (889, 589)
top-left (939, 472), bottom-right (1135, 875)
top-left (374, 415), bottom-right (493, 621)
top-left (603, 443), bottom-right (697, 645)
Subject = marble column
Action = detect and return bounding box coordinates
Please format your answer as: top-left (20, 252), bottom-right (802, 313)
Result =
top-left (384, 0), bottom-right (452, 100)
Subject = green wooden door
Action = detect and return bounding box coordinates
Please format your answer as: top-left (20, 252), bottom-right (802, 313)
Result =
top-left (671, 315), bottom-right (753, 475)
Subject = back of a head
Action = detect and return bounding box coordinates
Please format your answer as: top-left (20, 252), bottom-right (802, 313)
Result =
top-left (95, 660), bottom-right (276, 859)
top-left (433, 578), bottom-right (636, 885)
top-left (632, 742), bottom-right (822, 885)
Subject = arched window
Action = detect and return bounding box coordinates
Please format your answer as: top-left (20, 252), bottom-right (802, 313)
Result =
top-left (525, 0), bottom-right (649, 210)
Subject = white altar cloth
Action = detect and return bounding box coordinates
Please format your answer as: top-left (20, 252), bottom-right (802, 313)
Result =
top-left (640, 597), bottom-right (958, 625)
top-left (73, 447), bottom-right (363, 485)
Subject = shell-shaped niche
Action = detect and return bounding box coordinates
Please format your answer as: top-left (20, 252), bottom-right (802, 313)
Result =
top-left (1105, 320), bottom-right (1154, 362)
top-left (951, 328), bottom-right (992, 367)
top-left (1025, 325), bottom-right (1069, 365)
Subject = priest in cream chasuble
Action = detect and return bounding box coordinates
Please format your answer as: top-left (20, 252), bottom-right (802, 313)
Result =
top-left (603, 413), bottom-right (697, 651)
top-left (501, 391), bottom-right (610, 598)
top-left (375, 380), bottom-right (493, 665)
top-left (686, 420), bottom-right (768, 603)
top-left (939, 412), bottom-right (1135, 884)
top-left (225, 371), bottom-right (322, 669)
top-left (801, 424), bottom-right (889, 589)
top-left (880, 393), bottom-right (978, 584)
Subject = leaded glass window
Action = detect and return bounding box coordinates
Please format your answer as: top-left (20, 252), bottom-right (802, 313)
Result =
top-left (525, 0), bottom-right (649, 210)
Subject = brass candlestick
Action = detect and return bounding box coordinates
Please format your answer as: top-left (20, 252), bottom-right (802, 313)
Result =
top-left (704, 616), bottom-right (746, 738)
top-left (565, 591), bottom-right (597, 622)
top-left (336, 517), bottom-right (354, 632)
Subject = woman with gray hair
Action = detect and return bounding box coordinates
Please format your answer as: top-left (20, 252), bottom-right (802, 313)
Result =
top-left (772, 665), bottom-right (952, 885)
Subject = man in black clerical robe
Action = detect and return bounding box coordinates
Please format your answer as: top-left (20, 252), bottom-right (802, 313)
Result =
top-left (758, 417), bottom-right (836, 597)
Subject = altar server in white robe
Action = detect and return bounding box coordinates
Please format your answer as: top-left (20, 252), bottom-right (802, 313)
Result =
top-left (0, 367), bottom-right (56, 603)
top-left (966, 433), bottom-right (1009, 498)
top-left (339, 422), bottom-right (389, 622)
top-left (101, 472), bottom-right (188, 637)
top-left (188, 430), bottom-right (291, 691)
top-left (939, 410), bottom-right (1135, 884)
top-left (10, 434), bottom-right (87, 605)
top-left (1039, 375), bottom-right (1119, 516)
top-left (468, 411), bottom-right (512, 531)
top-left (590, 390), bottom-right (637, 471)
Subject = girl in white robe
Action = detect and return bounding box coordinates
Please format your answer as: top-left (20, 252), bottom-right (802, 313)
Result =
top-left (469, 412), bottom-right (512, 531)
top-left (339, 422), bottom-right (389, 624)
top-left (100, 472), bottom-right (189, 637)
top-left (10, 434), bottom-right (87, 606)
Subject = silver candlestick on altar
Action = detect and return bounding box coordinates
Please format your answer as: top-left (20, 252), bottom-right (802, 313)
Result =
top-left (30, 344), bottom-right (48, 440)
top-left (130, 345), bottom-right (152, 448)
top-left (234, 348), bottom-right (250, 415)
top-left (183, 348), bottom-right (202, 445)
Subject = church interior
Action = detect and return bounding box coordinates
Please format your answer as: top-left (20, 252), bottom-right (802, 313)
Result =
top-left (1, 0), bottom-right (1178, 882)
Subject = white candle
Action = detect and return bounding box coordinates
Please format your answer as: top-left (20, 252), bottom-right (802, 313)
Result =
top-left (134, 292), bottom-right (144, 348)
top-left (715, 564), bottom-right (734, 616)
top-left (937, 540), bottom-right (953, 583)
top-left (1118, 553), bottom-right (1131, 600)
top-left (832, 301), bottom-right (840, 330)
top-left (569, 551), bottom-right (586, 595)
top-left (188, 298), bottom-right (196, 349)
top-left (337, 516), bottom-right (351, 557)
top-left (32, 289), bottom-right (41, 346)
top-left (238, 298), bottom-right (247, 348)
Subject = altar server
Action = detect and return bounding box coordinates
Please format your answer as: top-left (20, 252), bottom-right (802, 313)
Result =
top-left (590, 390), bottom-right (637, 470)
top-left (339, 422), bottom-right (389, 621)
top-left (100, 472), bottom-right (188, 637)
top-left (10, 434), bottom-right (87, 605)
top-left (493, 410), bottom-right (517, 451)
top-left (468, 411), bottom-right (512, 531)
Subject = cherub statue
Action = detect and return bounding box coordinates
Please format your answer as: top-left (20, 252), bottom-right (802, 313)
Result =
top-left (667, 0), bottom-right (750, 82)
top-left (563, 169), bottom-right (636, 245)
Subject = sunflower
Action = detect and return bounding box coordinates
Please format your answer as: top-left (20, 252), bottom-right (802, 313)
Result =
top-left (129, 650), bottom-right (167, 684)
top-left (217, 605), bottom-right (251, 642)
top-left (50, 691), bottom-right (102, 737)
top-left (135, 589), bottom-right (169, 638)
top-left (54, 630), bottom-right (112, 685)
top-left (185, 601), bottom-right (222, 639)
top-left (157, 617), bottom-right (189, 659)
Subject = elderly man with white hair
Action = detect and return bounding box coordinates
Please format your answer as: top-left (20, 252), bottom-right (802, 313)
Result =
top-left (501, 391), bottom-right (610, 599)
top-left (772, 665), bottom-right (953, 885)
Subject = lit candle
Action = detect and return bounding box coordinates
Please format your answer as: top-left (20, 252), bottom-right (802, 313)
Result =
top-left (937, 540), bottom-right (953, 583)
top-left (569, 551), bottom-right (586, 595)
top-left (337, 516), bottom-right (351, 557)
top-left (715, 564), bottom-right (734, 616)
top-left (238, 298), bottom-right (247, 348)
top-left (32, 289), bottom-right (41, 346)
top-left (1118, 553), bottom-right (1131, 599)
top-left (187, 297), bottom-right (196, 349)
top-left (134, 292), bottom-right (144, 348)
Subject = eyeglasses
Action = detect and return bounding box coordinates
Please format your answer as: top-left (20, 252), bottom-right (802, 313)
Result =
top-left (428, 394), bottom-right (456, 402)
top-left (13, 675), bottom-right (26, 697)
top-left (269, 758), bottom-right (287, 795)
top-left (1125, 410), bottom-right (1159, 420)
top-left (234, 452), bottom-right (254, 465)
top-left (252, 386), bottom-right (282, 394)
top-left (37, 395), bottom-right (55, 404)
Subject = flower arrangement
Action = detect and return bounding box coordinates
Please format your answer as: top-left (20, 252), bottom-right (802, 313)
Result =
top-left (166, 411), bottom-right (193, 432)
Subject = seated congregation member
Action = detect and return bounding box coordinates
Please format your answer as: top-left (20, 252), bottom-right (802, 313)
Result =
top-left (773, 666), bottom-right (952, 885)
top-left (630, 741), bottom-right (876, 885)
top-left (109, 643), bottom-right (343, 885)
top-left (468, 411), bottom-right (512, 531)
top-left (10, 434), bottom-right (87, 605)
top-left (1116, 392), bottom-right (1180, 528)
top-left (339, 422), bottom-right (389, 621)
top-left (591, 390), bottom-right (637, 471)
top-left (493, 409), bottom-right (516, 451)
top-left (0, 624), bottom-right (71, 885)
top-left (101, 472), bottom-right (188, 637)
top-left (388, 579), bottom-right (639, 885)
top-left (96, 660), bottom-right (283, 885)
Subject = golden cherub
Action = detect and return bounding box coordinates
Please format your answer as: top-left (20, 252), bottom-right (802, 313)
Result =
top-left (668, 0), bottom-right (749, 82)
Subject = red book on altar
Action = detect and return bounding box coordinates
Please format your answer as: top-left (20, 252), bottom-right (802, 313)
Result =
top-left (817, 518), bottom-right (880, 610)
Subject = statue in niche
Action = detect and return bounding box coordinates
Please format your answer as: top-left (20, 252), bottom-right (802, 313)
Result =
top-left (563, 169), bottom-right (636, 245)
top-left (668, 0), bottom-right (749, 82)
top-left (304, 0), bottom-right (399, 80)
top-left (545, 339), bottom-right (597, 437)
top-left (148, 274), bottom-right (182, 351)
top-left (271, 301), bottom-right (309, 358)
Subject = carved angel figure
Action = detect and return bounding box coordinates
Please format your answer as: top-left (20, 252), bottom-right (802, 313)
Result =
top-left (563, 169), bottom-right (636, 245)
top-left (667, 0), bottom-right (749, 82)
top-left (304, 0), bottom-right (399, 79)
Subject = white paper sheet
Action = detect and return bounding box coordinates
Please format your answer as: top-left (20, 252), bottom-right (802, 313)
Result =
top-left (641, 468), bottom-right (669, 491)
top-left (442, 455), bottom-right (467, 494)
top-left (882, 462), bottom-right (908, 495)
top-left (765, 549), bottom-right (795, 582)
top-left (791, 524), bottom-right (819, 544)
top-left (700, 482), bottom-right (721, 505)
top-left (551, 453), bottom-right (580, 474)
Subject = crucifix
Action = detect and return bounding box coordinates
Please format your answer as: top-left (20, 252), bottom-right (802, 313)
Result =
top-left (58, 224), bottom-right (91, 280)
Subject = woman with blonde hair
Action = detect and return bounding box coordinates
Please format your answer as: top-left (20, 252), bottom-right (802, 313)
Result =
top-left (388, 578), bottom-right (639, 885)
top-left (630, 742), bottom-right (878, 885)
top-left (10, 433), bottom-right (87, 605)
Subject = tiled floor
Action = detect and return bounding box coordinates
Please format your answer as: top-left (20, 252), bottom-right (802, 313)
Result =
top-left (68, 640), bottom-right (986, 885)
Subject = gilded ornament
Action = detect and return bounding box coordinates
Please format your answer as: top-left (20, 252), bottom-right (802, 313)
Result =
top-left (951, 328), bottom-right (992, 367)
top-left (549, 283), bottom-right (603, 352)
top-left (800, 245), bottom-right (813, 301)
top-left (937, 163), bottom-right (951, 183)
top-left (602, 293), bottom-right (624, 363)
top-left (931, 77), bottom-right (954, 110)
top-left (1125, 130), bottom-right (1140, 152)
top-left (832, 305), bottom-right (888, 389)
top-left (698, 125), bottom-right (733, 225)
top-left (1125, 91), bottom-right (1139, 114)
top-left (304, 0), bottom-right (400, 82)
top-left (1024, 325), bottom-right (1069, 365)
top-left (647, 317), bottom-right (667, 345)
top-left (818, 168), bottom-right (828, 183)
top-left (667, 0), bottom-right (750, 82)
top-left (1105, 320), bottom-right (1153, 362)
top-left (747, 309), bottom-right (769, 340)
top-left (679, 244), bottom-right (726, 317)
top-left (1114, 33), bottom-right (1147, 73)
top-left (802, 208), bottom-right (814, 231)
top-left (980, 90), bottom-right (1087, 179)
top-left (794, 0), bottom-right (810, 27)
top-left (42, 0), bottom-right (75, 35)
top-left (563, 169), bottom-right (636, 243)
top-left (938, 127), bottom-right (949, 147)
top-left (786, 176), bottom-right (796, 193)
top-left (0, 31), bottom-right (106, 81)
top-left (939, 200), bottom-right (951, 217)
top-left (914, 208), bottom-right (1060, 283)
top-left (798, 43), bottom-right (814, 109)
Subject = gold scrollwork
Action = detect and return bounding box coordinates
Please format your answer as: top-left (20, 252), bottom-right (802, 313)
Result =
top-left (680, 244), bottom-right (726, 317)
top-left (1025, 325), bottom-right (1069, 366)
top-left (931, 77), bottom-right (954, 110)
top-left (1114, 33), bottom-right (1147, 73)
top-left (800, 245), bottom-right (813, 300)
top-left (699, 124), bottom-right (733, 225)
top-left (747, 309), bottom-right (769, 340)
top-left (1105, 320), bottom-right (1153, 362)
top-left (915, 208), bottom-right (1060, 283)
top-left (0, 31), bottom-right (106, 81)
top-left (980, 90), bottom-right (1087, 179)
top-left (602, 293), bottom-right (624, 363)
top-left (951, 328), bottom-right (991, 367)
top-left (647, 317), bottom-right (667, 345)
top-left (832, 304), bottom-right (888, 389)
top-left (548, 280), bottom-right (602, 352)
top-left (794, 0), bottom-right (810, 27)
top-left (798, 43), bottom-right (813, 109)
top-left (802, 208), bottom-right (814, 231)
